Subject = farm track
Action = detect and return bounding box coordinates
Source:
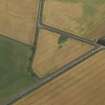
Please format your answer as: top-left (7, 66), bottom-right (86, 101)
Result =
top-left (4, 0), bottom-right (105, 105)
top-left (13, 50), bottom-right (105, 105)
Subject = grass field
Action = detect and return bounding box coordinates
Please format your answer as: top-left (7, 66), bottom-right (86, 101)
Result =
top-left (43, 0), bottom-right (105, 40)
top-left (14, 50), bottom-right (105, 105)
top-left (32, 30), bottom-right (93, 77)
top-left (0, 35), bottom-right (36, 105)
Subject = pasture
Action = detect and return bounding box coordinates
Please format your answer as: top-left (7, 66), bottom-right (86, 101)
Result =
top-left (0, 35), bottom-right (36, 105)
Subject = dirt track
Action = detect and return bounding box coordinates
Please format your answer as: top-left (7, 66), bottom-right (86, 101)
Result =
top-left (14, 50), bottom-right (105, 105)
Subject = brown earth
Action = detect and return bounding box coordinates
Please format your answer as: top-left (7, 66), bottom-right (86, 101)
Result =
top-left (32, 30), bottom-right (93, 77)
top-left (13, 50), bottom-right (105, 105)
top-left (0, 0), bottom-right (38, 44)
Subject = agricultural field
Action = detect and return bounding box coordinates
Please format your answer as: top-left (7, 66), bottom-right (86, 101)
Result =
top-left (13, 50), bottom-right (105, 105)
top-left (0, 35), bottom-right (36, 105)
top-left (0, 0), bottom-right (38, 44)
top-left (32, 30), bottom-right (93, 77)
top-left (43, 0), bottom-right (105, 40)
top-left (1, 0), bottom-right (105, 105)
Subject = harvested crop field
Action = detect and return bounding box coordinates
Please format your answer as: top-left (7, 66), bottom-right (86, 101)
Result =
top-left (0, 0), bottom-right (38, 44)
top-left (32, 30), bottom-right (93, 77)
top-left (43, 0), bottom-right (105, 40)
top-left (0, 35), bottom-right (36, 105)
top-left (14, 49), bottom-right (105, 105)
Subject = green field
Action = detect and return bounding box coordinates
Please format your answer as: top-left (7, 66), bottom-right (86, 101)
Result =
top-left (0, 35), bottom-right (36, 105)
